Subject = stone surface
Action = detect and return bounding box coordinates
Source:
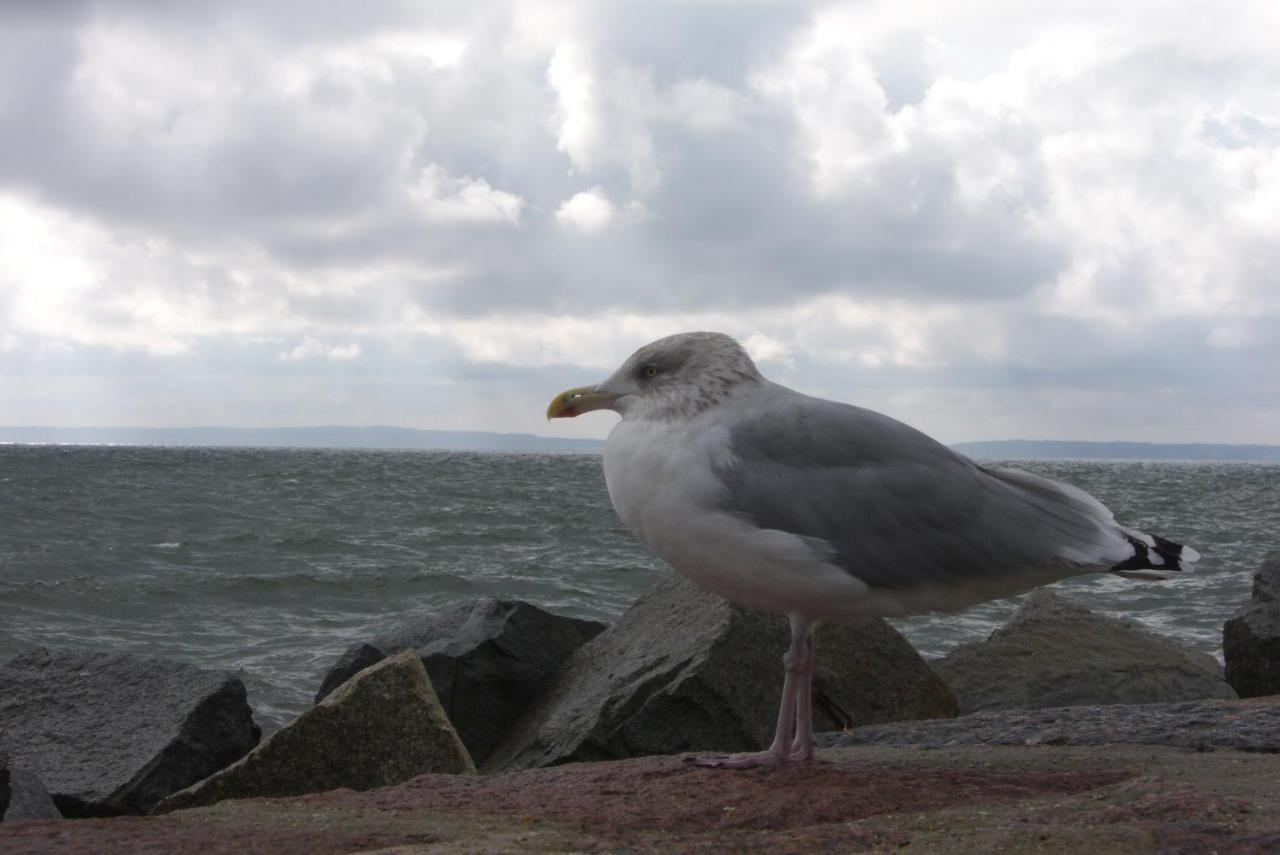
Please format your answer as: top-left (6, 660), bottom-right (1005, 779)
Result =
top-left (484, 573), bottom-right (956, 772)
top-left (931, 589), bottom-right (1236, 713)
top-left (0, 748), bottom-right (8, 820)
top-left (314, 598), bottom-right (605, 765)
top-left (157, 649), bottom-right (474, 814)
top-left (0, 648), bottom-right (260, 817)
top-left (1, 767), bottom-right (62, 821)
top-left (819, 696), bottom-right (1280, 752)
top-left (1224, 552), bottom-right (1280, 698)
top-left (8, 743), bottom-right (1280, 854)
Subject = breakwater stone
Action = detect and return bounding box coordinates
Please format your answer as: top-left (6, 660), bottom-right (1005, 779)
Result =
top-left (485, 573), bottom-right (956, 772)
top-left (1224, 552), bottom-right (1280, 698)
top-left (0, 648), bottom-right (260, 817)
top-left (315, 598), bottom-right (605, 765)
top-left (931, 589), bottom-right (1236, 713)
top-left (158, 649), bottom-right (474, 813)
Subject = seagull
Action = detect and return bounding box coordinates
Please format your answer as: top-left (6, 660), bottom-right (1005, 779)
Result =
top-left (547, 331), bottom-right (1198, 769)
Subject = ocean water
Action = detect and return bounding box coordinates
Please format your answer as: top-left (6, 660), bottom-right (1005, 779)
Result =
top-left (1, 445), bottom-right (1276, 731)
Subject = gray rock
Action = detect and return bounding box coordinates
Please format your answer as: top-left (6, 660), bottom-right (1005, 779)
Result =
top-left (0, 648), bottom-right (260, 817)
top-left (316, 644), bottom-right (384, 701)
top-left (932, 589), bottom-right (1237, 714)
top-left (484, 574), bottom-right (956, 772)
top-left (0, 748), bottom-right (7, 819)
top-left (1, 766), bottom-right (62, 822)
top-left (1224, 552), bottom-right (1280, 698)
top-left (157, 649), bottom-right (474, 813)
top-left (315, 598), bottom-right (606, 764)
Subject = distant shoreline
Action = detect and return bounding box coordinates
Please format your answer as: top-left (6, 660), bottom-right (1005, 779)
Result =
top-left (2, 427), bottom-right (1279, 462)
top-left (0, 425), bottom-right (604, 454)
top-left (950, 439), bottom-right (1280, 463)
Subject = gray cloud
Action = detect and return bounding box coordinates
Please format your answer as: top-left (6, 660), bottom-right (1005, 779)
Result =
top-left (0, 1), bottom-right (1276, 441)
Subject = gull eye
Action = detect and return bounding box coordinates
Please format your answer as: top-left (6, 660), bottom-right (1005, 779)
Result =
top-left (643, 364), bottom-right (661, 379)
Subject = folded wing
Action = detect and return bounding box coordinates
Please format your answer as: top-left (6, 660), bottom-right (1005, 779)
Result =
top-left (710, 385), bottom-right (1178, 594)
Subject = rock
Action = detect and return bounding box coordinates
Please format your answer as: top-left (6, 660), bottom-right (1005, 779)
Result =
top-left (314, 598), bottom-right (606, 765)
top-left (157, 649), bottom-right (474, 813)
top-left (316, 644), bottom-right (385, 701)
top-left (0, 749), bottom-right (7, 819)
top-left (1, 767), bottom-right (62, 822)
top-left (484, 574), bottom-right (956, 772)
top-left (1224, 552), bottom-right (1280, 698)
top-left (0, 648), bottom-right (260, 817)
top-left (932, 589), bottom-right (1237, 714)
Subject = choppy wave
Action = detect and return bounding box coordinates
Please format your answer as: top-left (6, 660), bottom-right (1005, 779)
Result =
top-left (0, 445), bottom-right (1275, 731)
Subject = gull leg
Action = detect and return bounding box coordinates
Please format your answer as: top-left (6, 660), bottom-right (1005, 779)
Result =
top-left (789, 630), bottom-right (816, 761)
top-left (687, 615), bottom-right (814, 769)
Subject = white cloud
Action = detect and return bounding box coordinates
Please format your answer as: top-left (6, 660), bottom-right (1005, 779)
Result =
top-left (0, 194), bottom-right (194, 354)
top-left (555, 187), bottom-right (616, 233)
top-left (279, 338), bottom-right (363, 361)
top-left (545, 40), bottom-right (661, 193)
top-left (546, 42), bottom-right (598, 173)
top-left (405, 295), bottom-right (1008, 376)
top-left (754, 28), bottom-right (899, 193)
top-left (411, 165), bottom-right (524, 225)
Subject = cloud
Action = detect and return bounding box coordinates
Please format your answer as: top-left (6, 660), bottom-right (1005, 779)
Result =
top-left (0, 1), bottom-right (1277, 440)
top-left (556, 187), bottom-right (615, 232)
top-left (279, 338), bottom-right (364, 361)
top-left (411, 165), bottom-right (524, 225)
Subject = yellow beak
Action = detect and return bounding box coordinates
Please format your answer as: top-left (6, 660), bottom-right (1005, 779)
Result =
top-left (546, 385), bottom-right (621, 419)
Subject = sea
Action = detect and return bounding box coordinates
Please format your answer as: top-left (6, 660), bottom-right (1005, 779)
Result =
top-left (1, 444), bottom-right (1276, 732)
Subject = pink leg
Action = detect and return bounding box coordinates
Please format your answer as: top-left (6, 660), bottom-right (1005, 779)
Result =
top-left (687, 616), bottom-right (814, 769)
top-left (789, 632), bottom-right (816, 761)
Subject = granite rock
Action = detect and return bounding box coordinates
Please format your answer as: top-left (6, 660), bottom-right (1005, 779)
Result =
top-left (157, 649), bottom-right (474, 813)
top-left (0, 648), bottom-right (260, 817)
top-left (484, 574), bottom-right (956, 772)
top-left (932, 589), bottom-right (1236, 714)
top-left (1224, 552), bottom-right (1280, 698)
top-left (315, 598), bottom-right (605, 764)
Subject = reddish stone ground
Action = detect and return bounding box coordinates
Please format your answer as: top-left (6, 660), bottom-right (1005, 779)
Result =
top-left (3, 745), bottom-right (1279, 853)
top-left (350, 753), bottom-right (1127, 837)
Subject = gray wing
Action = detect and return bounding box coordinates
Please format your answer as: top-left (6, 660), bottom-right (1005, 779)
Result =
top-left (712, 384), bottom-right (1129, 592)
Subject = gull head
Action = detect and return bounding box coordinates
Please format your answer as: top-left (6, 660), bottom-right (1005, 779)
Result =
top-left (547, 331), bottom-right (763, 422)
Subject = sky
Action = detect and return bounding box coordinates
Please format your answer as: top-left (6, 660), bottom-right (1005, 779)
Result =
top-left (1, 1), bottom-right (1277, 443)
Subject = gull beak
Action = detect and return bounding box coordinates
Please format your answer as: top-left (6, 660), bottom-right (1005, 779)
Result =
top-left (547, 385), bottom-right (621, 419)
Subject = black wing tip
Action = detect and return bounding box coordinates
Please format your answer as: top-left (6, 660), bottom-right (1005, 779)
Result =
top-left (1110, 533), bottom-right (1195, 576)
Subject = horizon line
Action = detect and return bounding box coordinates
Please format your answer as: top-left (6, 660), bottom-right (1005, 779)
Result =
top-left (1, 424), bottom-right (1278, 445)
top-left (1, 426), bottom-right (1278, 460)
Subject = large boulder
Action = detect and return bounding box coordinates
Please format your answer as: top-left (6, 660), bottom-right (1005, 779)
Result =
top-left (0, 648), bottom-right (260, 817)
top-left (157, 649), bottom-right (474, 814)
top-left (1224, 552), bottom-right (1280, 698)
top-left (932, 589), bottom-right (1236, 714)
top-left (484, 574), bottom-right (956, 772)
top-left (314, 598), bottom-right (606, 765)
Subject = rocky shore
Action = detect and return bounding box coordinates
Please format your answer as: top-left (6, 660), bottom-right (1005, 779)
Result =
top-left (3, 728), bottom-right (1280, 853)
top-left (2, 552), bottom-right (1278, 851)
